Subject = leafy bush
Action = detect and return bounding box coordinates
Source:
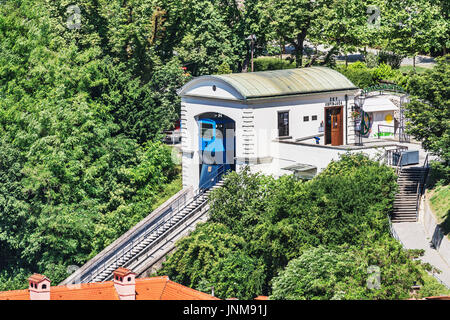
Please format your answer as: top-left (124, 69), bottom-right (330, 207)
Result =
top-left (378, 51), bottom-right (404, 69)
top-left (253, 57), bottom-right (296, 71)
top-left (335, 62), bottom-right (375, 88)
top-left (161, 154), bottom-right (409, 299)
top-left (271, 237), bottom-right (432, 300)
top-left (364, 52), bottom-right (379, 68)
top-left (215, 61), bottom-right (232, 74)
top-left (335, 62), bottom-right (402, 88)
top-left (158, 222), bottom-right (265, 299)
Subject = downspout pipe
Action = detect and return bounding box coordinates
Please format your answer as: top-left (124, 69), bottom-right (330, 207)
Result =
top-left (345, 94), bottom-right (348, 145)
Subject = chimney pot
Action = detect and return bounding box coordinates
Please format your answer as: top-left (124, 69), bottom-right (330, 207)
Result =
top-left (113, 268), bottom-right (136, 300)
top-left (28, 274), bottom-right (51, 300)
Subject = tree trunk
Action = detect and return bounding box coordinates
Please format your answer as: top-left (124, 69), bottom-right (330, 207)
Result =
top-left (242, 56), bottom-right (249, 73)
top-left (322, 46), bottom-right (338, 66)
top-left (294, 29), bottom-right (307, 68)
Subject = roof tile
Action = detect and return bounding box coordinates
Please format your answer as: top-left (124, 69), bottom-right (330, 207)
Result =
top-left (0, 276), bottom-right (218, 300)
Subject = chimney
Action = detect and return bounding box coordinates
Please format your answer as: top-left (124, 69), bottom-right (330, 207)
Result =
top-left (28, 274), bottom-right (51, 300)
top-left (113, 268), bottom-right (136, 300)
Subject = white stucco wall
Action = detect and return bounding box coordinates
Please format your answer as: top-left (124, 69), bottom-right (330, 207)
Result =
top-left (179, 78), bottom-right (359, 187)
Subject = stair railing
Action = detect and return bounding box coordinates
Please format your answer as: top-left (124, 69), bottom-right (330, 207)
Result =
top-left (415, 153), bottom-right (430, 221)
top-left (395, 152), bottom-right (404, 176)
top-left (384, 146), bottom-right (407, 169)
top-left (85, 164), bottom-right (227, 283)
top-left (84, 193), bottom-right (189, 283)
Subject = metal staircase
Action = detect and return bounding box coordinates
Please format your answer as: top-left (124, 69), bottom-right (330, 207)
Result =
top-left (391, 154), bottom-right (429, 223)
top-left (68, 165), bottom-right (226, 284)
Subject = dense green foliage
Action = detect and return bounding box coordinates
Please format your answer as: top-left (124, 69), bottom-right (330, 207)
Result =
top-left (335, 61), bottom-right (402, 88)
top-left (160, 154), bottom-right (448, 299)
top-left (253, 57), bottom-right (296, 71)
top-left (403, 56), bottom-right (450, 164)
top-left (0, 0), bottom-right (188, 288)
top-left (271, 239), bottom-right (425, 300)
top-left (254, 0), bottom-right (448, 67)
top-left (158, 222), bottom-right (265, 299)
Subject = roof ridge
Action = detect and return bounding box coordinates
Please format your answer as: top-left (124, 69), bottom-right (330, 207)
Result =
top-left (159, 276), bottom-right (170, 300)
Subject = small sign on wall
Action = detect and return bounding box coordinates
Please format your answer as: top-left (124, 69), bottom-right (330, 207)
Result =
top-left (325, 97), bottom-right (343, 107)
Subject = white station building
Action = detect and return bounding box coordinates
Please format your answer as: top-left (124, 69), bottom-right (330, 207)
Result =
top-left (177, 67), bottom-right (416, 188)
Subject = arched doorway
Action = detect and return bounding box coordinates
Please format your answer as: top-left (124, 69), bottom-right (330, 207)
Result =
top-left (197, 112), bottom-right (236, 189)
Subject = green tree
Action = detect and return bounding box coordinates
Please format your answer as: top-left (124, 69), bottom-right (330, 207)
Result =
top-left (0, 0), bottom-right (181, 287)
top-left (378, 0), bottom-right (448, 60)
top-left (271, 238), bottom-right (428, 300)
top-left (258, 0), bottom-right (326, 67)
top-left (270, 246), bottom-right (356, 300)
top-left (404, 55), bottom-right (449, 163)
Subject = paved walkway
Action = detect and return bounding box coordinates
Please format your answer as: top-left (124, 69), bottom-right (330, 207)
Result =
top-left (392, 221), bottom-right (450, 288)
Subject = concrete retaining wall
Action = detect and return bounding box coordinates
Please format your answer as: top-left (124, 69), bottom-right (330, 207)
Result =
top-left (421, 194), bottom-right (450, 267)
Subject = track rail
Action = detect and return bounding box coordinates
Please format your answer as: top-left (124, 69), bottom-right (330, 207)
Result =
top-left (61, 165), bottom-right (226, 285)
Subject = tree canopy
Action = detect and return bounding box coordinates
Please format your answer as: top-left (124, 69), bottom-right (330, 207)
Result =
top-left (403, 55), bottom-right (450, 165)
top-left (159, 154), bottom-right (448, 299)
top-left (0, 0), bottom-right (185, 288)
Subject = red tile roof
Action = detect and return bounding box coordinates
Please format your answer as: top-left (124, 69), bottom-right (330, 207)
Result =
top-left (424, 295), bottom-right (450, 300)
top-left (0, 276), bottom-right (219, 300)
top-left (254, 295), bottom-right (269, 300)
top-left (0, 289), bottom-right (29, 300)
top-left (138, 277), bottom-right (219, 300)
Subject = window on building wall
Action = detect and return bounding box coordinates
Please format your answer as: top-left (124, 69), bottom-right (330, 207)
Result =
top-left (278, 111), bottom-right (289, 137)
top-left (303, 116), bottom-right (309, 122)
top-left (312, 115), bottom-right (318, 121)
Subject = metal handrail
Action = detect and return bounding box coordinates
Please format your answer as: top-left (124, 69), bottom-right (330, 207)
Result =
top-left (85, 164), bottom-right (227, 283)
top-left (415, 182), bottom-right (421, 221)
top-left (415, 153), bottom-right (430, 221)
top-left (87, 198), bottom-right (189, 282)
top-left (81, 192), bottom-right (187, 283)
top-left (86, 197), bottom-right (186, 282)
top-left (396, 152), bottom-right (404, 175)
top-left (384, 146), bottom-right (408, 167)
top-left (122, 165), bottom-right (228, 272)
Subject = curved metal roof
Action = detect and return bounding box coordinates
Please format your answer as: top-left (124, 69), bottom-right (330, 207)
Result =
top-left (199, 67), bottom-right (357, 100)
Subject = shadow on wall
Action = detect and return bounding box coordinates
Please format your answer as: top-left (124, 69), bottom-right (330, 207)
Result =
top-left (432, 225), bottom-right (445, 249)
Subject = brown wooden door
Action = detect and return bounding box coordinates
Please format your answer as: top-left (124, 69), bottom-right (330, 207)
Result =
top-left (330, 107), bottom-right (343, 146)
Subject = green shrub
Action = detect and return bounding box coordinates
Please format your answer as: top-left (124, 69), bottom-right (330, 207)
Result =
top-left (364, 52), bottom-right (379, 68)
top-left (335, 62), bottom-right (402, 89)
top-left (271, 238), bottom-right (425, 300)
top-left (162, 154), bottom-right (402, 298)
top-left (335, 62), bottom-right (375, 88)
top-left (378, 51), bottom-right (404, 69)
top-left (253, 57), bottom-right (296, 71)
top-left (215, 61), bottom-right (232, 74)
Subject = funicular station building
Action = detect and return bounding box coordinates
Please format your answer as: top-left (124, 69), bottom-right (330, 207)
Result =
top-left (177, 66), bottom-right (422, 187)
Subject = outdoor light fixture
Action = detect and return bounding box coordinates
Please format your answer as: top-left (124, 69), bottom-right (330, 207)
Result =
top-left (354, 93), bottom-right (365, 146)
top-left (246, 34), bottom-right (257, 72)
top-left (355, 93), bottom-right (366, 109)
